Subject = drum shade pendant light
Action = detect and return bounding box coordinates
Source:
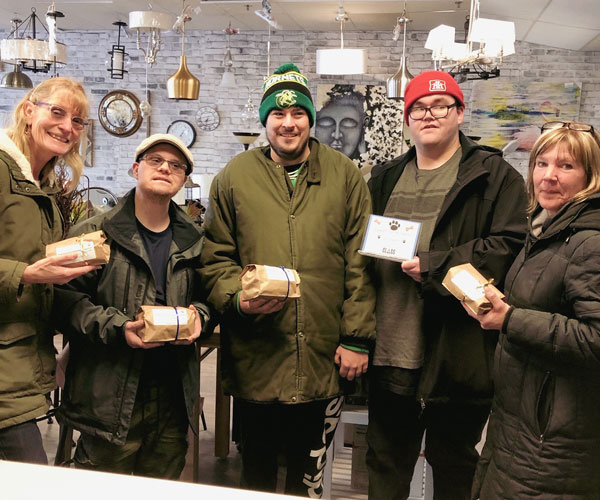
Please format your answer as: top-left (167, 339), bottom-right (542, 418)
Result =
top-left (387, 2), bottom-right (413, 100)
top-left (167, 3), bottom-right (199, 100)
top-left (316, 1), bottom-right (365, 75)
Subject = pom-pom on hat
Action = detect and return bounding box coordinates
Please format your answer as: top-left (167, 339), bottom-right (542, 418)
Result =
top-left (403, 70), bottom-right (465, 125)
top-left (259, 62), bottom-right (316, 127)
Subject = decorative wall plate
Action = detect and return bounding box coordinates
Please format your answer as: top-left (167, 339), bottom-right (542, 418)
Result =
top-left (167, 119), bottom-right (196, 148)
top-left (195, 106), bottom-right (220, 131)
top-left (98, 90), bottom-right (143, 137)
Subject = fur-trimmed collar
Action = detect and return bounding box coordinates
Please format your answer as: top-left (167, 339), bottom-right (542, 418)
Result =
top-left (0, 128), bottom-right (39, 186)
top-left (0, 128), bottom-right (58, 188)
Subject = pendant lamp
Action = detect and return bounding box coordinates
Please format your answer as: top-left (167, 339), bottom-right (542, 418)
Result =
top-left (167, 5), bottom-right (199, 100)
top-left (387, 3), bottom-right (413, 100)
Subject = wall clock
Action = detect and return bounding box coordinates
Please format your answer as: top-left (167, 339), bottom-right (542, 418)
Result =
top-left (167, 119), bottom-right (196, 148)
top-left (195, 106), bottom-right (220, 131)
top-left (98, 90), bottom-right (143, 137)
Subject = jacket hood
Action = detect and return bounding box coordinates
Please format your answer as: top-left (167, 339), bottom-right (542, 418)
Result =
top-left (0, 128), bottom-right (37, 185)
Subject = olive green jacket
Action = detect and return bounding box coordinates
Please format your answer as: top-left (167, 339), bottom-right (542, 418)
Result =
top-left (54, 189), bottom-right (208, 444)
top-left (200, 138), bottom-right (376, 403)
top-left (0, 130), bottom-right (62, 430)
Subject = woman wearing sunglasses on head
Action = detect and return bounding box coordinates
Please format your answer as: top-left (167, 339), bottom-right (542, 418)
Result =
top-left (0, 77), bottom-right (98, 463)
top-left (466, 121), bottom-right (600, 499)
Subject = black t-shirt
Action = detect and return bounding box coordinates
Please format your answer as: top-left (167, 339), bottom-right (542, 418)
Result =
top-left (136, 219), bottom-right (172, 305)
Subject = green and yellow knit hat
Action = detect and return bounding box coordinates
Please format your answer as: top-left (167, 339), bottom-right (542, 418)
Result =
top-left (259, 63), bottom-right (316, 127)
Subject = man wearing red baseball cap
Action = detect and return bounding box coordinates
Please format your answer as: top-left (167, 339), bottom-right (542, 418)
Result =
top-left (366, 71), bottom-right (528, 499)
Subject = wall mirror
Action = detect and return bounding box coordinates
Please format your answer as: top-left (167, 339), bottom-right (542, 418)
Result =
top-left (98, 90), bottom-right (143, 137)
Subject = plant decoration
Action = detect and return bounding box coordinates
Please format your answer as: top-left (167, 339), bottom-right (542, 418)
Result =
top-left (53, 164), bottom-right (88, 235)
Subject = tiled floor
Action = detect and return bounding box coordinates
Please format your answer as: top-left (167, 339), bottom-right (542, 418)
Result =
top-left (38, 345), bottom-right (368, 499)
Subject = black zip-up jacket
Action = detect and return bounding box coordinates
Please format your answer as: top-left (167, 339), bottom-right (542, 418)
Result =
top-left (474, 196), bottom-right (600, 499)
top-left (54, 189), bottom-right (208, 445)
top-left (368, 132), bottom-right (527, 404)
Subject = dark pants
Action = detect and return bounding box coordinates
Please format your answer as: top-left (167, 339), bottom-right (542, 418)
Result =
top-left (238, 397), bottom-right (342, 498)
top-left (0, 420), bottom-right (48, 464)
top-left (74, 380), bottom-right (189, 479)
top-left (366, 384), bottom-right (490, 500)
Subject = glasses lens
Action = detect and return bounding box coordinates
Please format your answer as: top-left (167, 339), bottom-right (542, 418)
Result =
top-left (409, 108), bottom-right (425, 120)
top-left (570, 123), bottom-right (592, 131)
top-left (430, 105), bottom-right (449, 118)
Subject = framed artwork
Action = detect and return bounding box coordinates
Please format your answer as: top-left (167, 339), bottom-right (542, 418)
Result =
top-left (315, 84), bottom-right (406, 169)
top-left (79, 118), bottom-right (93, 167)
top-left (469, 81), bottom-right (582, 151)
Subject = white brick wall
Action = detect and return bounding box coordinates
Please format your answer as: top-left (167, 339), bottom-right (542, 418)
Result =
top-left (1, 28), bottom-right (599, 195)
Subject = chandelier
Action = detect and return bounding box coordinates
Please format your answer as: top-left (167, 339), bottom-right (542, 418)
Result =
top-left (424, 0), bottom-right (515, 82)
top-left (0, 6), bottom-right (67, 74)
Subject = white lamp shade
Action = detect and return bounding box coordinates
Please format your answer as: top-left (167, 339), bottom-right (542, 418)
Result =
top-left (1, 38), bottom-right (67, 66)
top-left (316, 48), bottom-right (366, 75)
top-left (470, 18), bottom-right (516, 57)
top-left (220, 70), bottom-right (237, 87)
top-left (425, 25), bottom-right (456, 60)
top-left (129, 11), bottom-right (172, 30)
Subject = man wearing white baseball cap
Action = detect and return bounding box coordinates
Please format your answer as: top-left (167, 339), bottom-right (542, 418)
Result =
top-left (54, 134), bottom-right (208, 478)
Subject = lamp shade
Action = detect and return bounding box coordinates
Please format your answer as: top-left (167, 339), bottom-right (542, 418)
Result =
top-left (128, 11), bottom-right (172, 30)
top-left (0, 64), bottom-right (33, 89)
top-left (424, 25), bottom-right (455, 61)
top-left (0, 38), bottom-right (67, 68)
top-left (167, 56), bottom-right (200, 100)
top-left (386, 55), bottom-right (413, 100)
top-left (220, 70), bottom-right (237, 87)
top-left (316, 48), bottom-right (366, 75)
top-left (471, 18), bottom-right (516, 57)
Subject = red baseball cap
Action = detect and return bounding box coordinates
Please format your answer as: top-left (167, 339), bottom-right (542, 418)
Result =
top-left (404, 70), bottom-right (465, 124)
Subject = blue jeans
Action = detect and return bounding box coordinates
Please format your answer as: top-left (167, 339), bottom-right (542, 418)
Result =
top-left (0, 420), bottom-right (48, 464)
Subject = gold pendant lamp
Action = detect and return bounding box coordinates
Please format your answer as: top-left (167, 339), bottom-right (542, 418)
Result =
top-left (167, 20), bottom-right (199, 100)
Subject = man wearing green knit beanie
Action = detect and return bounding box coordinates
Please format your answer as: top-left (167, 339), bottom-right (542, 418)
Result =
top-left (200, 62), bottom-right (375, 497)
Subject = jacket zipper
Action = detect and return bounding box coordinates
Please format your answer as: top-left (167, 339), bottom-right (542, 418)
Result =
top-left (536, 370), bottom-right (553, 447)
top-left (419, 397), bottom-right (426, 418)
top-left (122, 264), bottom-right (131, 314)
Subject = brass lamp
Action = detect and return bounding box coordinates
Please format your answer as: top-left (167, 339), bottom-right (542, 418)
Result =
top-left (167, 7), bottom-right (199, 100)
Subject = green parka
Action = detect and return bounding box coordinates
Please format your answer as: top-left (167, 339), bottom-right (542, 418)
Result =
top-left (200, 138), bottom-right (376, 403)
top-left (0, 130), bottom-right (62, 429)
top-left (54, 189), bottom-right (208, 444)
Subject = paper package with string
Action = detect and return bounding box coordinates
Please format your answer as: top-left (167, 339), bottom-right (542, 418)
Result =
top-left (136, 306), bottom-right (195, 343)
top-left (442, 263), bottom-right (505, 315)
top-left (45, 230), bottom-right (110, 268)
top-left (239, 264), bottom-right (301, 301)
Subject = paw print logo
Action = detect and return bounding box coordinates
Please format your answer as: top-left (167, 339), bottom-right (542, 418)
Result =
top-left (389, 220), bottom-right (400, 231)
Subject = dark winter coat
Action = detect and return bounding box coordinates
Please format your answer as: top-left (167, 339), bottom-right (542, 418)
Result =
top-left (199, 138), bottom-right (376, 403)
top-left (54, 189), bottom-right (208, 445)
top-left (0, 130), bottom-right (62, 429)
top-left (368, 132), bottom-right (528, 404)
top-left (474, 196), bottom-right (600, 499)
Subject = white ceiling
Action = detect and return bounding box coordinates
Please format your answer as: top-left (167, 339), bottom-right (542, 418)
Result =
top-left (0, 0), bottom-right (599, 51)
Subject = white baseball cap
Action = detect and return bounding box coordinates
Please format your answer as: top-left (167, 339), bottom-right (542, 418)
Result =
top-left (134, 133), bottom-right (193, 175)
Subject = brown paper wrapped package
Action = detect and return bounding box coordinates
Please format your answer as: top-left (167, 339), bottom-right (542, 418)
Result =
top-left (136, 306), bottom-right (195, 342)
top-left (46, 230), bottom-right (110, 268)
top-left (442, 263), bottom-right (505, 315)
top-left (239, 264), bottom-right (301, 301)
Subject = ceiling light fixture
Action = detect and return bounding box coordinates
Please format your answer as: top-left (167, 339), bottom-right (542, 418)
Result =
top-left (254, 0), bottom-right (281, 30)
top-left (106, 21), bottom-right (128, 80)
top-left (128, 8), bottom-right (172, 66)
top-left (220, 22), bottom-right (238, 88)
top-left (316, 0), bottom-right (366, 75)
top-left (167, 3), bottom-right (201, 100)
top-left (386, 1), bottom-right (413, 100)
top-left (424, 0), bottom-right (515, 82)
top-left (0, 6), bottom-right (67, 75)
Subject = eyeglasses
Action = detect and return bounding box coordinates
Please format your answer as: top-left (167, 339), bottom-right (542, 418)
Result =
top-left (408, 103), bottom-right (458, 121)
top-left (141, 154), bottom-right (188, 174)
top-left (540, 121), bottom-right (595, 134)
top-left (34, 102), bottom-right (89, 131)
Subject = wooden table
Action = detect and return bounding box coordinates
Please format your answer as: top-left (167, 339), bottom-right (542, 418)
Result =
top-left (193, 329), bottom-right (232, 482)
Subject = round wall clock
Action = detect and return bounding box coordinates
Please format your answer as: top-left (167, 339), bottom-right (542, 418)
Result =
top-left (98, 90), bottom-right (143, 137)
top-left (195, 106), bottom-right (220, 131)
top-left (167, 119), bottom-right (196, 148)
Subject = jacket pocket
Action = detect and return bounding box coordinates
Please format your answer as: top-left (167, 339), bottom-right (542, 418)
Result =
top-left (536, 371), bottom-right (555, 437)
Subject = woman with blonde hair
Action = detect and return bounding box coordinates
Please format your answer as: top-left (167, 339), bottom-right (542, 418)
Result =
top-left (0, 77), bottom-right (98, 463)
top-left (467, 121), bottom-right (600, 499)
